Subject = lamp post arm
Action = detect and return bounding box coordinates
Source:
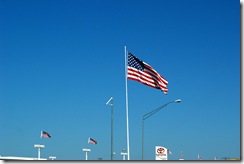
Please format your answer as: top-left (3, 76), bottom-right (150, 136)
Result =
top-left (143, 101), bottom-right (174, 120)
top-left (141, 99), bottom-right (181, 160)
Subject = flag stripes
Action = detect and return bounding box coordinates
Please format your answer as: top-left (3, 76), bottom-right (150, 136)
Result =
top-left (41, 131), bottom-right (51, 138)
top-left (167, 149), bottom-right (172, 154)
top-left (127, 53), bottom-right (168, 94)
top-left (88, 137), bottom-right (97, 144)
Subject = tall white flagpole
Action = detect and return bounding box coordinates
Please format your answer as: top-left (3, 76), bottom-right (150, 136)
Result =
top-left (124, 46), bottom-right (130, 160)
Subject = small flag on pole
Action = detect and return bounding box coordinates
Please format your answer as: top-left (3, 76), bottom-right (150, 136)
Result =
top-left (180, 151), bottom-right (184, 160)
top-left (88, 137), bottom-right (97, 144)
top-left (41, 131), bottom-right (51, 138)
top-left (127, 53), bottom-right (168, 94)
top-left (167, 149), bottom-right (172, 155)
top-left (198, 154), bottom-right (202, 160)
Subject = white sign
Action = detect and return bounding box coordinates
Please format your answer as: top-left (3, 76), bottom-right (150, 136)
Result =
top-left (155, 146), bottom-right (167, 160)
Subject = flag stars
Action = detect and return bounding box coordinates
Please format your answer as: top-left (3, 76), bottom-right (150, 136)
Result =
top-left (128, 53), bottom-right (144, 71)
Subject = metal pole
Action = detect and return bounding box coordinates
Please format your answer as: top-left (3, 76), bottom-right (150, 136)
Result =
top-left (85, 151), bottom-right (88, 160)
top-left (122, 153), bottom-right (126, 160)
top-left (111, 98), bottom-right (114, 160)
top-left (121, 149), bottom-right (127, 160)
top-left (83, 149), bottom-right (90, 160)
top-left (142, 117), bottom-right (144, 160)
top-left (124, 45), bottom-right (130, 160)
top-left (38, 148), bottom-right (40, 159)
top-left (106, 97), bottom-right (114, 160)
top-left (141, 99), bottom-right (181, 160)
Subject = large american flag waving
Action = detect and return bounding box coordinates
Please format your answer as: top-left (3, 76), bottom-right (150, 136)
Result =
top-left (127, 52), bottom-right (168, 94)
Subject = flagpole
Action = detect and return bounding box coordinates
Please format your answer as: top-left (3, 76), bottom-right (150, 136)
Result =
top-left (124, 46), bottom-right (130, 160)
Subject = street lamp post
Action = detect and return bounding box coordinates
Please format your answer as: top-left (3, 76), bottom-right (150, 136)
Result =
top-left (49, 156), bottom-right (56, 160)
top-left (34, 144), bottom-right (45, 160)
top-left (120, 149), bottom-right (127, 160)
top-left (82, 148), bottom-right (91, 160)
top-left (106, 97), bottom-right (114, 160)
top-left (141, 99), bottom-right (181, 160)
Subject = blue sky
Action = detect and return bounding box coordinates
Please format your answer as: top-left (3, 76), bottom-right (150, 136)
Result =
top-left (0, 0), bottom-right (240, 160)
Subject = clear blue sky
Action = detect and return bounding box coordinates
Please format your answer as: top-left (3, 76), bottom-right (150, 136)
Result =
top-left (0, 0), bottom-right (240, 160)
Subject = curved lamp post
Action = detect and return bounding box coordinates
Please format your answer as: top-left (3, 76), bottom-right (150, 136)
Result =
top-left (142, 99), bottom-right (181, 160)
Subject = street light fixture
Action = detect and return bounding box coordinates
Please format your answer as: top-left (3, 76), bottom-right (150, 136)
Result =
top-left (34, 144), bottom-right (45, 160)
top-left (82, 148), bottom-right (91, 160)
top-left (120, 149), bottom-right (127, 160)
top-left (141, 99), bottom-right (181, 160)
top-left (49, 156), bottom-right (56, 160)
top-left (106, 97), bottom-right (114, 160)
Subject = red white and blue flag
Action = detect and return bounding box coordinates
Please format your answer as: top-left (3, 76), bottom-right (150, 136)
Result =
top-left (167, 149), bottom-right (172, 154)
top-left (127, 53), bottom-right (168, 94)
top-left (41, 131), bottom-right (51, 138)
top-left (88, 137), bottom-right (97, 144)
top-left (198, 154), bottom-right (202, 160)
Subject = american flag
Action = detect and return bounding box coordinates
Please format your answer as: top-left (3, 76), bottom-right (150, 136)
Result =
top-left (88, 137), bottom-right (97, 144)
top-left (41, 131), bottom-right (51, 138)
top-left (167, 149), bottom-right (172, 155)
top-left (180, 151), bottom-right (184, 159)
top-left (198, 154), bottom-right (202, 160)
top-left (127, 53), bottom-right (168, 94)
